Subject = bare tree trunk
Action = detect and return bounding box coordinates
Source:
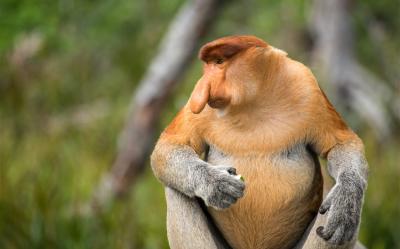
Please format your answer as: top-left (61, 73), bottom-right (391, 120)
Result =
top-left (310, 0), bottom-right (393, 138)
top-left (91, 0), bottom-right (226, 210)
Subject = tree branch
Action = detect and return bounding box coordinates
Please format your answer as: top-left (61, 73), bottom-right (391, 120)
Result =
top-left (91, 0), bottom-right (226, 210)
top-left (310, 0), bottom-right (395, 138)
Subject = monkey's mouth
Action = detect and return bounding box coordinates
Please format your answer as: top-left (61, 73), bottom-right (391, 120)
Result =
top-left (208, 98), bottom-right (229, 109)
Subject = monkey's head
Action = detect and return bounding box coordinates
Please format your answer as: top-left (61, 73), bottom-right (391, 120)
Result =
top-left (189, 35), bottom-right (285, 114)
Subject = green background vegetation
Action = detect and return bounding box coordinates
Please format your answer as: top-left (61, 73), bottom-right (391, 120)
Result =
top-left (0, 0), bottom-right (399, 248)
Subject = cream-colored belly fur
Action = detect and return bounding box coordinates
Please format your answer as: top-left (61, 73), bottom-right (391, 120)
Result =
top-left (206, 145), bottom-right (323, 249)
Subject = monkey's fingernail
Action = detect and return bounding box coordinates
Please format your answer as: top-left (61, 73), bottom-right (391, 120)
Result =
top-left (228, 168), bottom-right (236, 175)
top-left (316, 226), bottom-right (332, 240)
top-left (319, 206), bottom-right (329, 214)
top-left (316, 226), bottom-right (324, 236)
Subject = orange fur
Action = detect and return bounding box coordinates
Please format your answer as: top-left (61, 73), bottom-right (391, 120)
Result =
top-left (153, 35), bottom-right (362, 249)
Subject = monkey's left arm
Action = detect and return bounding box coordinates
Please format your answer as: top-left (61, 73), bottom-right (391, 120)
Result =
top-left (312, 110), bottom-right (368, 245)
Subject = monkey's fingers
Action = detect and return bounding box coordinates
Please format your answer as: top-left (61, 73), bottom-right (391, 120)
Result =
top-left (220, 173), bottom-right (245, 188)
top-left (220, 194), bottom-right (238, 207)
top-left (318, 199), bottom-right (331, 214)
top-left (316, 226), bottom-right (333, 241)
top-left (329, 225), bottom-right (347, 245)
top-left (317, 223), bottom-right (353, 245)
top-left (317, 204), bottom-right (357, 245)
top-left (219, 184), bottom-right (244, 199)
top-left (316, 208), bottom-right (338, 241)
top-left (217, 176), bottom-right (245, 195)
top-left (213, 197), bottom-right (235, 210)
top-left (319, 191), bottom-right (334, 214)
top-left (208, 189), bottom-right (238, 210)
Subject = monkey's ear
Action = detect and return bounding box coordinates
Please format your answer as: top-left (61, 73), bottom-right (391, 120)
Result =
top-left (189, 77), bottom-right (210, 114)
top-left (199, 35), bottom-right (268, 62)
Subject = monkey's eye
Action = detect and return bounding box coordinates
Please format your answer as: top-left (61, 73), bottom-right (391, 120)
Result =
top-left (215, 58), bottom-right (224, 64)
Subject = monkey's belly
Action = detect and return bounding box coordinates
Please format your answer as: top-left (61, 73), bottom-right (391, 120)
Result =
top-left (206, 148), bottom-right (323, 249)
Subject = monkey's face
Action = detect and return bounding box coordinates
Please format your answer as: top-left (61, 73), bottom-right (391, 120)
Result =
top-left (189, 36), bottom-right (273, 114)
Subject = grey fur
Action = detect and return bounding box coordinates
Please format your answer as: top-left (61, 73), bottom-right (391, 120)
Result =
top-left (166, 181), bottom-right (366, 249)
top-left (151, 144), bottom-right (245, 210)
top-left (294, 211), bottom-right (364, 249)
top-left (151, 142), bottom-right (367, 249)
top-left (166, 187), bottom-right (231, 249)
top-left (316, 143), bottom-right (368, 245)
top-left (207, 144), bottom-right (232, 165)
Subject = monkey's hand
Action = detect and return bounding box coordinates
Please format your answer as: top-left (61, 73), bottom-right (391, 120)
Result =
top-left (194, 165), bottom-right (245, 210)
top-left (316, 173), bottom-right (365, 245)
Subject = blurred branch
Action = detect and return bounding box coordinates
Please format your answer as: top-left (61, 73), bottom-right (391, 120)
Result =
top-left (46, 100), bottom-right (110, 134)
top-left (9, 32), bottom-right (43, 68)
top-left (310, 0), bottom-right (396, 138)
top-left (367, 21), bottom-right (400, 123)
top-left (90, 0), bottom-right (226, 210)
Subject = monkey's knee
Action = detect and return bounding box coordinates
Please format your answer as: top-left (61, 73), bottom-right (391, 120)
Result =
top-left (165, 187), bottom-right (230, 249)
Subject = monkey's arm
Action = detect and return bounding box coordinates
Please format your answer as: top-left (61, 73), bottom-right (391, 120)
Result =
top-left (151, 107), bottom-right (245, 209)
top-left (296, 132), bottom-right (367, 249)
top-left (311, 103), bottom-right (368, 245)
top-left (316, 135), bottom-right (368, 245)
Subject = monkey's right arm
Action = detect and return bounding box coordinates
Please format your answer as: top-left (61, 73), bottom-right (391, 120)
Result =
top-left (150, 107), bottom-right (245, 210)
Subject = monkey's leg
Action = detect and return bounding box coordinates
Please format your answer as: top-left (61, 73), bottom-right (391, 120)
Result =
top-left (293, 212), bottom-right (366, 249)
top-left (165, 187), bottom-right (231, 249)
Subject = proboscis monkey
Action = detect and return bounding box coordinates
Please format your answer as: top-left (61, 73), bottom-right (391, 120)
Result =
top-left (151, 36), bottom-right (368, 249)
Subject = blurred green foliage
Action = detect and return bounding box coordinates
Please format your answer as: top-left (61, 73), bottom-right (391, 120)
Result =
top-left (0, 0), bottom-right (399, 248)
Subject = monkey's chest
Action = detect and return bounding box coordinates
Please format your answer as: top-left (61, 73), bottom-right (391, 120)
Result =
top-left (205, 145), bottom-right (323, 249)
